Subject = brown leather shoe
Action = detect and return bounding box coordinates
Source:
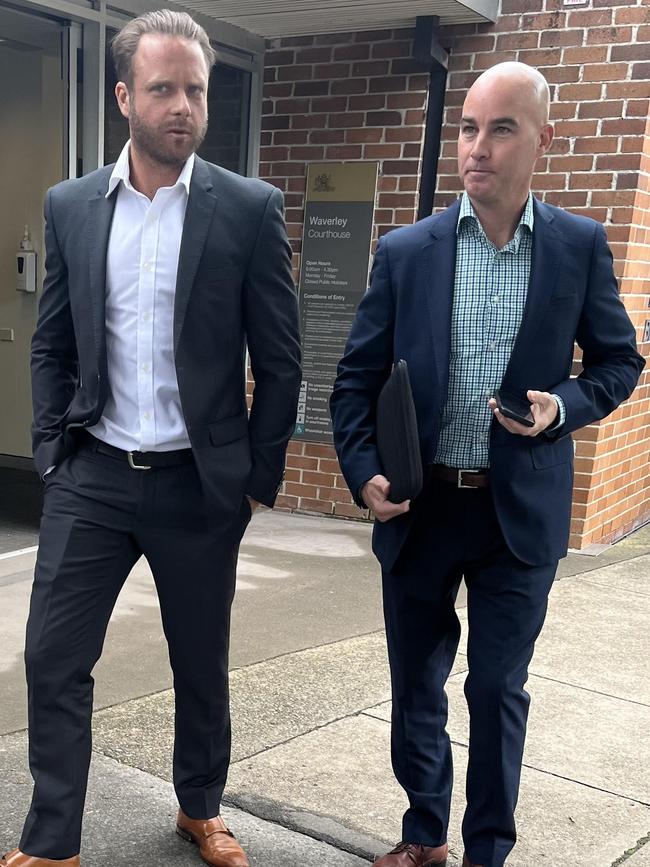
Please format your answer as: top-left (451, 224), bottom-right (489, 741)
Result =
top-left (0, 851), bottom-right (80, 867)
top-left (462, 855), bottom-right (484, 867)
top-left (374, 841), bottom-right (448, 866)
top-left (176, 810), bottom-right (250, 867)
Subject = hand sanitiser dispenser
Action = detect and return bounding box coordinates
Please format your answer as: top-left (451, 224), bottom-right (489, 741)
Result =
top-left (17, 225), bottom-right (37, 293)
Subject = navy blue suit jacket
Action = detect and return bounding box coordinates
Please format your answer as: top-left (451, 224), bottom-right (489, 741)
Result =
top-left (330, 198), bottom-right (644, 570)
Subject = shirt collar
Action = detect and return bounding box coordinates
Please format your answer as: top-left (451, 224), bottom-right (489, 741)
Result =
top-left (106, 140), bottom-right (195, 198)
top-left (457, 192), bottom-right (534, 249)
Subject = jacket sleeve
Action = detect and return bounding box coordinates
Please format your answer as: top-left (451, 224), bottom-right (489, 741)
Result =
top-left (548, 222), bottom-right (645, 439)
top-left (329, 235), bottom-right (395, 506)
top-left (30, 188), bottom-right (78, 478)
top-left (243, 186), bottom-right (302, 507)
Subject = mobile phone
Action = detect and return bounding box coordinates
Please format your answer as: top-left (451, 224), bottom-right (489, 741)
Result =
top-left (494, 390), bottom-right (535, 427)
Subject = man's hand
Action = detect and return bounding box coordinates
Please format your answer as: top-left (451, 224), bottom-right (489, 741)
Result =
top-left (489, 389), bottom-right (559, 437)
top-left (361, 474), bottom-right (410, 522)
top-left (246, 496), bottom-right (261, 513)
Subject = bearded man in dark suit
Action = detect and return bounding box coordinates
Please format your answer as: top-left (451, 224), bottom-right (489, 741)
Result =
top-left (3, 11), bottom-right (300, 867)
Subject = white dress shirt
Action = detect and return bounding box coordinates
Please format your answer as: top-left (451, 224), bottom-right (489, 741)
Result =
top-left (88, 141), bottom-right (195, 452)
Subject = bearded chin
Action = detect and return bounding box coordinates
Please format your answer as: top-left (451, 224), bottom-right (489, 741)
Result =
top-left (129, 111), bottom-right (207, 166)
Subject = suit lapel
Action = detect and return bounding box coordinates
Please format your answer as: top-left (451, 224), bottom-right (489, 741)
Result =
top-left (174, 157), bottom-right (218, 353)
top-left (86, 171), bottom-right (116, 362)
top-left (421, 201), bottom-right (460, 393)
top-left (502, 198), bottom-right (564, 387)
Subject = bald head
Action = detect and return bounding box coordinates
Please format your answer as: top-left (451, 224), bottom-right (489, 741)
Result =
top-left (468, 62), bottom-right (551, 125)
top-left (457, 61), bottom-right (554, 224)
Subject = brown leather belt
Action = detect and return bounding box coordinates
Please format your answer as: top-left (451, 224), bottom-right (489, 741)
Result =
top-left (429, 464), bottom-right (489, 489)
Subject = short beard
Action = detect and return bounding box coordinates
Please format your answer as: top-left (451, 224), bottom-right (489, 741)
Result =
top-left (129, 101), bottom-right (207, 167)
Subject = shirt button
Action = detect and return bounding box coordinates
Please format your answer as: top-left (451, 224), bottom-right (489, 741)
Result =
top-left (143, 411), bottom-right (151, 420)
top-left (492, 296), bottom-right (500, 304)
top-left (141, 363), bottom-right (151, 373)
top-left (142, 312), bottom-right (151, 322)
top-left (143, 262), bottom-right (153, 272)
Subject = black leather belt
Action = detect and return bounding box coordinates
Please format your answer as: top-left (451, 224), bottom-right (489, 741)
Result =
top-left (78, 432), bottom-right (194, 470)
top-left (429, 464), bottom-right (489, 489)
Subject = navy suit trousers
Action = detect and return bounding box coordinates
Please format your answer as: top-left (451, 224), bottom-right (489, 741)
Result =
top-left (382, 478), bottom-right (557, 867)
top-left (20, 441), bottom-right (250, 859)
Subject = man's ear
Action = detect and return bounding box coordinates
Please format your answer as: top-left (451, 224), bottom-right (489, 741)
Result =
top-left (115, 81), bottom-right (130, 119)
top-left (538, 122), bottom-right (554, 155)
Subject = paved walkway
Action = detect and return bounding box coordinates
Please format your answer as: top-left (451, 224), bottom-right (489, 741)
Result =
top-left (1, 508), bottom-right (648, 865)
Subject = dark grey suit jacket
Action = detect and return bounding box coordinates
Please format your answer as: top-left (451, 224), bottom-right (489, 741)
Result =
top-left (31, 156), bottom-right (302, 514)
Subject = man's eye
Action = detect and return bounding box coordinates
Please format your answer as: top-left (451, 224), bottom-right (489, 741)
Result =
top-left (461, 126), bottom-right (476, 136)
top-left (495, 126), bottom-right (511, 134)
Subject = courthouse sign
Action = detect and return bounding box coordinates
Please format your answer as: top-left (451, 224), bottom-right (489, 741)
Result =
top-left (294, 162), bottom-right (379, 443)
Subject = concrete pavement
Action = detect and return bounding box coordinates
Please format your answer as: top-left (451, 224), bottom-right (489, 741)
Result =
top-left (0, 507), bottom-right (649, 865)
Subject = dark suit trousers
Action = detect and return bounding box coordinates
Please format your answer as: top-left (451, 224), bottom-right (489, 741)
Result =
top-left (20, 442), bottom-right (250, 859)
top-left (382, 478), bottom-right (557, 867)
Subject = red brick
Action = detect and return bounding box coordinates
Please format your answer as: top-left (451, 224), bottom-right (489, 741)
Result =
top-left (549, 102), bottom-right (579, 121)
top-left (548, 155), bottom-right (594, 172)
top-left (314, 63), bottom-right (351, 80)
top-left (295, 47), bottom-right (333, 64)
top-left (264, 83), bottom-right (294, 99)
top-left (568, 8), bottom-right (612, 27)
top-left (378, 193), bottom-right (420, 208)
top-left (532, 172), bottom-right (569, 190)
top-left (554, 119), bottom-right (598, 137)
top-left (586, 26), bottom-right (632, 45)
top-left (631, 63), bottom-right (650, 81)
top-left (291, 114), bottom-right (327, 129)
top-left (472, 51), bottom-right (518, 71)
top-left (562, 46), bottom-right (608, 64)
top-left (601, 118), bottom-right (648, 136)
top-left (611, 44), bottom-right (648, 63)
top-left (310, 96), bottom-right (348, 112)
top-left (543, 191), bottom-right (589, 208)
top-left (260, 146), bottom-right (289, 161)
top-left (617, 173), bottom-right (640, 190)
top-left (366, 110), bottom-right (403, 126)
top-left (303, 443), bottom-right (336, 458)
top-left (583, 63), bottom-right (629, 82)
top-left (348, 94), bottom-right (385, 111)
top-left (297, 498), bottom-right (334, 515)
top-left (354, 29), bottom-right (395, 43)
top-left (262, 115), bottom-right (290, 131)
top-left (369, 76), bottom-right (408, 94)
top-left (558, 83), bottom-right (603, 102)
top-left (274, 98), bottom-right (310, 114)
top-left (309, 129), bottom-right (346, 144)
top-left (542, 65), bottom-right (581, 84)
top-left (569, 173), bottom-right (614, 190)
top-left (578, 100), bottom-right (624, 119)
top-left (265, 50), bottom-right (295, 66)
top-left (403, 144), bottom-right (421, 159)
top-left (333, 44), bottom-right (371, 61)
top-left (371, 41), bottom-right (412, 59)
top-left (352, 60), bottom-right (391, 77)
top-left (278, 35), bottom-right (315, 47)
top-left (328, 112), bottom-right (366, 128)
top-left (592, 190), bottom-right (636, 206)
top-left (314, 32), bottom-right (355, 45)
top-left (521, 11), bottom-right (566, 30)
top-left (294, 81), bottom-right (330, 97)
top-left (289, 146), bottom-right (325, 161)
top-left (626, 101), bottom-right (650, 119)
top-left (541, 29), bottom-right (584, 48)
top-left (275, 130), bottom-right (309, 145)
top-left (364, 144), bottom-right (403, 159)
top-left (596, 154), bottom-right (639, 172)
top-left (325, 145), bottom-right (363, 160)
top-left (277, 65), bottom-right (314, 82)
top-left (387, 92), bottom-right (427, 110)
top-left (386, 126), bottom-right (423, 143)
top-left (346, 127), bottom-right (383, 143)
top-left (285, 482), bottom-right (318, 497)
top-left (615, 8), bottom-right (650, 25)
top-left (517, 47), bottom-right (563, 66)
top-left (382, 160), bottom-right (420, 175)
top-left (405, 109), bottom-right (426, 125)
top-left (495, 32), bottom-right (539, 50)
top-left (331, 79), bottom-right (368, 95)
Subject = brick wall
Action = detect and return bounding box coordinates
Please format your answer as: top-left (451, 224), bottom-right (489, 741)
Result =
top-left (434, 0), bottom-right (650, 548)
top-left (261, 28), bottom-right (429, 518)
top-left (260, 1), bottom-right (650, 548)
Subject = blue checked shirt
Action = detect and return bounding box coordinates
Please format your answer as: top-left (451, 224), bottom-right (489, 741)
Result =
top-left (434, 193), bottom-right (564, 469)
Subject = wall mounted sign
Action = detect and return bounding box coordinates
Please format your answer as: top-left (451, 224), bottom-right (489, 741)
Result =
top-left (294, 162), bottom-right (379, 443)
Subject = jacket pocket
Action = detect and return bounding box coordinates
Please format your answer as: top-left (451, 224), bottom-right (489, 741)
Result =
top-left (208, 412), bottom-right (248, 446)
top-left (531, 437), bottom-right (572, 470)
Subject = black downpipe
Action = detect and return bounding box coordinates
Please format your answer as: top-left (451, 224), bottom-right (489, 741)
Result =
top-left (413, 17), bottom-right (449, 221)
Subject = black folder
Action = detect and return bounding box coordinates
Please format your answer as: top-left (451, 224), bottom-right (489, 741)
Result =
top-left (376, 359), bottom-right (423, 503)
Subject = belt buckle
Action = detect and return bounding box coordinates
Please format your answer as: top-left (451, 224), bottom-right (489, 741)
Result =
top-left (127, 451), bottom-right (152, 470)
top-left (457, 469), bottom-right (479, 489)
